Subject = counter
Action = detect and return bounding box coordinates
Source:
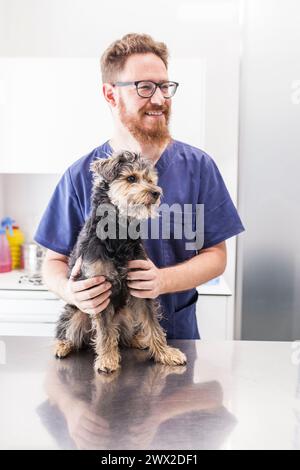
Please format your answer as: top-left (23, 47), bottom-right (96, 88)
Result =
top-left (0, 337), bottom-right (299, 450)
top-left (0, 274), bottom-right (233, 339)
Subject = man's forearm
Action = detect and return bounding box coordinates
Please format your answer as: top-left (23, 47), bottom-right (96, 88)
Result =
top-left (42, 259), bottom-right (70, 303)
top-left (160, 244), bottom-right (226, 295)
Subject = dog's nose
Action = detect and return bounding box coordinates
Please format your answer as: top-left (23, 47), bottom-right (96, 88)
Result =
top-left (151, 191), bottom-right (160, 200)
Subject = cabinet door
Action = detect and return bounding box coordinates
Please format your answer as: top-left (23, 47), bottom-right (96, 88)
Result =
top-left (0, 322), bottom-right (56, 337)
top-left (196, 295), bottom-right (229, 340)
top-left (0, 58), bottom-right (111, 173)
top-left (0, 298), bottom-right (62, 337)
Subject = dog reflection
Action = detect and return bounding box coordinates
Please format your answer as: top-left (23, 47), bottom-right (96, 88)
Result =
top-left (39, 346), bottom-right (236, 450)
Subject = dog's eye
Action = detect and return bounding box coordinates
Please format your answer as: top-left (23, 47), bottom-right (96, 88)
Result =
top-left (127, 175), bottom-right (137, 183)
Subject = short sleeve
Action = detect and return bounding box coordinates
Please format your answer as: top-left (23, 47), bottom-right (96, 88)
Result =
top-left (199, 154), bottom-right (245, 249)
top-left (34, 169), bottom-right (84, 256)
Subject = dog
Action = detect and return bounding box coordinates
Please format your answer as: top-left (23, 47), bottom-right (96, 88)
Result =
top-left (54, 150), bottom-right (187, 373)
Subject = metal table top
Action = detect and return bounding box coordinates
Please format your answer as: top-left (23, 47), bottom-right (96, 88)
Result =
top-left (0, 336), bottom-right (299, 450)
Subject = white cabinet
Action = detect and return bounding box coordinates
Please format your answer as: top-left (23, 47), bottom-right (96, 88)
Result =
top-left (0, 294), bottom-right (62, 337)
top-left (196, 295), bottom-right (231, 340)
top-left (196, 278), bottom-right (232, 340)
top-left (0, 58), bottom-right (108, 173)
top-left (0, 270), bottom-right (62, 336)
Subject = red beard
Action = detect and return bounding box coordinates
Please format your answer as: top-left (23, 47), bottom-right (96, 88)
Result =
top-left (118, 98), bottom-right (172, 147)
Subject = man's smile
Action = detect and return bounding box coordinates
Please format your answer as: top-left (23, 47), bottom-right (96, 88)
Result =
top-left (143, 107), bottom-right (167, 119)
top-left (144, 111), bottom-right (164, 118)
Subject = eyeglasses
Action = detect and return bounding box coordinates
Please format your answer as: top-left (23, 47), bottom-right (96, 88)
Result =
top-left (112, 80), bottom-right (179, 99)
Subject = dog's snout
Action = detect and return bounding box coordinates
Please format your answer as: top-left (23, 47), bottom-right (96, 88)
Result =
top-left (151, 191), bottom-right (160, 200)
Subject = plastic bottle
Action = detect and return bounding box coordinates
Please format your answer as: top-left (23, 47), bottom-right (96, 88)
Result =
top-left (1, 217), bottom-right (25, 269)
top-left (0, 227), bottom-right (12, 273)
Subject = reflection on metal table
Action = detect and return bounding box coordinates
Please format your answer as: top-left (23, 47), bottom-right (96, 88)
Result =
top-left (0, 337), bottom-right (299, 450)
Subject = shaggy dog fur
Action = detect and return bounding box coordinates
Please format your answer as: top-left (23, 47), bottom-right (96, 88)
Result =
top-left (54, 150), bottom-right (186, 373)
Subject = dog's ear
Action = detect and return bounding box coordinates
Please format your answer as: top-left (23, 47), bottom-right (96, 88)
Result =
top-left (90, 151), bottom-right (139, 182)
top-left (90, 158), bottom-right (118, 183)
top-left (116, 150), bottom-right (139, 164)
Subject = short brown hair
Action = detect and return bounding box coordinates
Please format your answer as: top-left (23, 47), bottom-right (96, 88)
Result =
top-left (100, 33), bottom-right (169, 83)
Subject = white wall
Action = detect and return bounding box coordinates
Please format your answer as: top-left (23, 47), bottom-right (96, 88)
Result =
top-left (0, 0), bottom-right (240, 58)
top-left (1, 174), bottom-right (60, 242)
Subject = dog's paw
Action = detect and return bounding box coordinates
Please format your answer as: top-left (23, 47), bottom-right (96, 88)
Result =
top-left (54, 340), bottom-right (73, 358)
top-left (94, 355), bottom-right (120, 374)
top-left (155, 347), bottom-right (187, 366)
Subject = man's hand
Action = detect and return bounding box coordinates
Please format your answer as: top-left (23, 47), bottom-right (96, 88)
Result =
top-left (127, 258), bottom-right (165, 299)
top-left (65, 257), bottom-right (112, 315)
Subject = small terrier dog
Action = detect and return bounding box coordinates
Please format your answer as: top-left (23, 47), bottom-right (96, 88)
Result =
top-left (54, 150), bottom-right (187, 373)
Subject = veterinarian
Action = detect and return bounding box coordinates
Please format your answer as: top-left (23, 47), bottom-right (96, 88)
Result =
top-left (35, 33), bottom-right (244, 339)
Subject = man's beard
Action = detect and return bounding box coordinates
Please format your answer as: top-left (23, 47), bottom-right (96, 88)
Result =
top-left (118, 98), bottom-right (171, 147)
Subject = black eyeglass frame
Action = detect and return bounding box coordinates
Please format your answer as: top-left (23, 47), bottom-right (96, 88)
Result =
top-left (112, 80), bottom-right (179, 99)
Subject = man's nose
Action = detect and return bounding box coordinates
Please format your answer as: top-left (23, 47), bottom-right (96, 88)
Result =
top-left (150, 86), bottom-right (165, 105)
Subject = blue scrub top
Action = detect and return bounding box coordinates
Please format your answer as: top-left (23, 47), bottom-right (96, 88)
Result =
top-left (34, 140), bottom-right (245, 339)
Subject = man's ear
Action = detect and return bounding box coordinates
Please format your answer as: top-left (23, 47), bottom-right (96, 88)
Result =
top-left (102, 83), bottom-right (117, 107)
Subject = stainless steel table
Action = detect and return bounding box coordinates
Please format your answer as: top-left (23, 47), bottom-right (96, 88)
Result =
top-left (0, 336), bottom-right (299, 450)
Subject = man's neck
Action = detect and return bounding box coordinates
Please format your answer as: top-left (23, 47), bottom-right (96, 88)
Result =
top-left (109, 133), bottom-right (170, 165)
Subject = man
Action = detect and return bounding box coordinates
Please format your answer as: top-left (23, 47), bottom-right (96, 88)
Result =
top-left (35, 33), bottom-right (244, 339)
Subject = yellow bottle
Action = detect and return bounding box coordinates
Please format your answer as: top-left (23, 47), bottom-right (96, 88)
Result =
top-left (1, 217), bottom-right (25, 269)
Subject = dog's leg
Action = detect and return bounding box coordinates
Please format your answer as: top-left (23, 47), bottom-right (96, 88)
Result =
top-left (54, 305), bottom-right (92, 358)
top-left (91, 305), bottom-right (121, 374)
top-left (147, 320), bottom-right (187, 366)
top-left (54, 339), bottom-right (74, 358)
top-left (129, 298), bottom-right (187, 366)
